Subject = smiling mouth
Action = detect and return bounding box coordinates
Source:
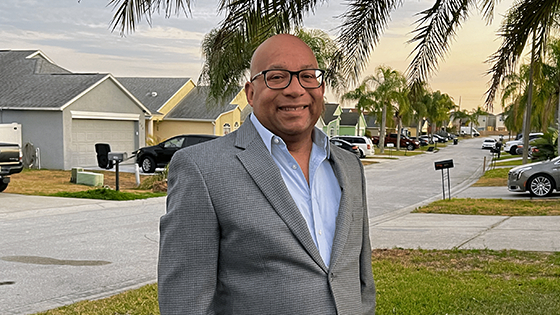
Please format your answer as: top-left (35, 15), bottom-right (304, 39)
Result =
top-left (279, 105), bottom-right (308, 111)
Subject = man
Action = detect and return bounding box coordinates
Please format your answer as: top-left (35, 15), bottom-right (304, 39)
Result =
top-left (158, 34), bottom-right (376, 314)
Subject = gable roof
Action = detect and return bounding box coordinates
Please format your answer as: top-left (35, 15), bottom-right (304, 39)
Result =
top-left (322, 103), bottom-right (341, 123)
top-left (0, 50), bottom-right (150, 114)
top-left (340, 111), bottom-right (360, 126)
top-left (116, 77), bottom-right (192, 114)
top-left (165, 86), bottom-right (239, 120)
top-left (0, 50), bottom-right (108, 109)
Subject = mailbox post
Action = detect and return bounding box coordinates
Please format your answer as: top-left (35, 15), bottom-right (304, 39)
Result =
top-left (108, 152), bottom-right (127, 191)
top-left (434, 159), bottom-right (454, 200)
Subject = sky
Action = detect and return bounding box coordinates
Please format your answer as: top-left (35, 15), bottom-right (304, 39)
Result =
top-left (1, 0), bottom-right (516, 113)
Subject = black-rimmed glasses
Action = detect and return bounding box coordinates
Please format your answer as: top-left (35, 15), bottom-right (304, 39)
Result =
top-left (250, 69), bottom-right (325, 90)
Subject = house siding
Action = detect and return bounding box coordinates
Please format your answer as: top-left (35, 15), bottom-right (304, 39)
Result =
top-left (155, 120), bottom-right (215, 142)
top-left (0, 109), bottom-right (65, 169)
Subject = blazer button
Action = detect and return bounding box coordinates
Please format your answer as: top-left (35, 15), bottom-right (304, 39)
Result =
top-left (329, 273), bottom-right (334, 282)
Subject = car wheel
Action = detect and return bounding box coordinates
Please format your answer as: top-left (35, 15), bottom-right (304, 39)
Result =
top-left (510, 146), bottom-right (518, 155)
top-left (358, 149), bottom-right (365, 158)
top-left (406, 144), bottom-right (414, 151)
top-left (0, 182), bottom-right (8, 193)
top-left (141, 156), bottom-right (156, 173)
top-left (528, 174), bottom-right (554, 197)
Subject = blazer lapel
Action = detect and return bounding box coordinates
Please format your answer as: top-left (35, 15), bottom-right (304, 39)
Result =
top-left (328, 148), bottom-right (354, 269)
top-left (234, 121), bottom-right (328, 272)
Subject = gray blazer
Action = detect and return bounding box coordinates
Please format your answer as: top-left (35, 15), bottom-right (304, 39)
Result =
top-left (158, 119), bottom-right (376, 314)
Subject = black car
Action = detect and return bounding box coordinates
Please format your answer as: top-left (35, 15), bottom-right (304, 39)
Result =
top-left (330, 138), bottom-right (360, 157)
top-left (134, 134), bottom-right (218, 173)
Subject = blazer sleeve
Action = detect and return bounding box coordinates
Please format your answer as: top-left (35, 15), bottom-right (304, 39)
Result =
top-left (158, 149), bottom-right (219, 315)
top-left (359, 161), bottom-right (377, 314)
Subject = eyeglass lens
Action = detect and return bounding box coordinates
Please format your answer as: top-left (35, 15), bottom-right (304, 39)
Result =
top-left (265, 70), bottom-right (323, 89)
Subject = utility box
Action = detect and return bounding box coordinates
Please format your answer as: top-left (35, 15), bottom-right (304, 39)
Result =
top-left (70, 167), bottom-right (84, 183)
top-left (0, 123), bottom-right (22, 147)
top-left (76, 171), bottom-right (104, 187)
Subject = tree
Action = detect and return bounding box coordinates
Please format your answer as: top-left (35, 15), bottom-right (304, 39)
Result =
top-left (340, 79), bottom-right (376, 137)
top-left (425, 91), bottom-right (456, 141)
top-left (409, 81), bottom-right (429, 142)
top-left (449, 109), bottom-right (471, 131)
top-left (367, 66), bottom-right (407, 153)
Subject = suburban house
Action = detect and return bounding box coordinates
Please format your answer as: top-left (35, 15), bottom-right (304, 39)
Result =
top-left (158, 86), bottom-right (248, 140)
top-left (0, 50), bottom-right (150, 170)
top-left (116, 77), bottom-right (195, 141)
top-left (339, 109), bottom-right (367, 136)
top-left (322, 102), bottom-right (342, 137)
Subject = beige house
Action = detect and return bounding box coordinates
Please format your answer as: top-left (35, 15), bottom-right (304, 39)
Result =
top-left (119, 78), bottom-right (248, 142)
top-left (156, 86), bottom-right (248, 141)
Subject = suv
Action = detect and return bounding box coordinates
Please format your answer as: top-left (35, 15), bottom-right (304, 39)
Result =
top-left (372, 133), bottom-right (420, 150)
top-left (330, 136), bottom-right (375, 158)
top-left (134, 134), bottom-right (218, 173)
top-left (504, 133), bottom-right (543, 155)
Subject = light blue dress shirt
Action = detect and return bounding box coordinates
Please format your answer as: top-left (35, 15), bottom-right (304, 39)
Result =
top-left (250, 114), bottom-right (342, 267)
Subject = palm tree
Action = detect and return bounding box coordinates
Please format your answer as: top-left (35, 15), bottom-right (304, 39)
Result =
top-left (449, 109), bottom-right (471, 133)
top-left (367, 66), bottom-right (407, 153)
top-left (340, 79), bottom-right (376, 132)
top-left (409, 81), bottom-right (429, 142)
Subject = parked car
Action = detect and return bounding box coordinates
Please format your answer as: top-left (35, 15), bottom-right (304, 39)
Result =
top-left (330, 136), bottom-right (375, 158)
top-left (481, 138), bottom-right (497, 150)
top-left (504, 132), bottom-right (543, 155)
top-left (508, 156), bottom-right (560, 197)
top-left (0, 142), bottom-right (23, 192)
top-left (432, 134), bottom-right (448, 143)
top-left (133, 134), bottom-right (219, 173)
top-left (330, 138), bottom-right (360, 157)
top-left (410, 136), bottom-right (429, 146)
top-left (371, 133), bottom-right (420, 150)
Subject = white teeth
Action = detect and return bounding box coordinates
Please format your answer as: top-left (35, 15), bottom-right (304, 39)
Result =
top-left (280, 106), bottom-right (306, 111)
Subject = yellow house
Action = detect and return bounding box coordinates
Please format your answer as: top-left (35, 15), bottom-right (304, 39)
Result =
top-left (157, 86), bottom-right (248, 140)
top-left (117, 77), bottom-right (195, 142)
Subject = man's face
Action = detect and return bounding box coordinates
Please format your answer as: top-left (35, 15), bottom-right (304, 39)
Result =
top-left (245, 35), bottom-right (325, 141)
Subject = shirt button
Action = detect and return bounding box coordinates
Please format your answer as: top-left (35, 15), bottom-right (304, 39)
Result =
top-left (318, 229), bottom-right (323, 235)
top-left (273, 138), bottom-right (280, 144)
top-left (292, 164), bottom-right (297, 170)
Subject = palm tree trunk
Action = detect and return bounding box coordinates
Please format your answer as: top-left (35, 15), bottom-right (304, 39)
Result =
top-left (379, 103), bottom-right (387, 153)
top-left (557, 88), bottom-right (560, 157)
top-left (396, 117), bottom-right (402, 150)
top-left (522, 33), bottom-right (537, 164)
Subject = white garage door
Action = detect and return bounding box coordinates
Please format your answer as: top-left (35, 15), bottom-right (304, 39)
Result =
top-left (70, 119), bottom-right (137, 167)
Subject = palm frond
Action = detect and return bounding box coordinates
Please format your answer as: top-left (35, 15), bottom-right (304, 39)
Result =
top-left (407, 0), bottom-right (475, 85)
top-left (332, 0), bottom-right (402, 85)
top-left (485, 0), bottom-right (560, 111)
top-left (108, 0), bottom-right (191, 34)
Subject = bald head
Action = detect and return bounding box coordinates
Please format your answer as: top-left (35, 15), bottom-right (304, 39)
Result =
top-left (250, 34), bottom-right (318, 76)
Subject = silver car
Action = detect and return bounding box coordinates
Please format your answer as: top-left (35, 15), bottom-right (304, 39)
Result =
top-left (508, 156), bottom-right (560, 197)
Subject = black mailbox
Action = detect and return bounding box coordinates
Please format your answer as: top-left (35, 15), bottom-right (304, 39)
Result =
top-left (434, 159), bottom-right (454, 170)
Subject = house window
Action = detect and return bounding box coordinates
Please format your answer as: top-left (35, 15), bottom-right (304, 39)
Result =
top-left (234, 122), bottom-right (239, 130)
top-left (223, 123), bottom-right (231, 135)
top-left (330, 127), bottom-right (335, 137)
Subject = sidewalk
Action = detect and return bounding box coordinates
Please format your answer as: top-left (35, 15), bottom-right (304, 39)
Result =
top-left (369, 185), bottom-right (560, 252)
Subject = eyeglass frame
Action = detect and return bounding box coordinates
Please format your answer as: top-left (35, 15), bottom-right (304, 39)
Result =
top-left (250, 68), bottom-right (325, 90)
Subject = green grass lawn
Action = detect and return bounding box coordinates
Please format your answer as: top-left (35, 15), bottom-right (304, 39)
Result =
top-left (36, 249), bottom-right (560, 315)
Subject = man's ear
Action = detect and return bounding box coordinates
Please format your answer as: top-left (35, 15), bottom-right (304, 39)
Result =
top-left (245, 82), bottom-right (254, 107)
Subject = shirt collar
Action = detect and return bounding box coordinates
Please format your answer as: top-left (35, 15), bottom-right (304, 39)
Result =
top-left (249, 113), bottom-right (331, 158)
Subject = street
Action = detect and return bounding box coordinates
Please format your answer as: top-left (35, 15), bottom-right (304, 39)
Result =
top-left (0, 137), bottom-right (502, 314)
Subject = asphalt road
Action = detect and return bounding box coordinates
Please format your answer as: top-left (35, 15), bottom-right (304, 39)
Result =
top-left (365, 137), bottom-right (490, 221)
top-left (0, 136), bottom-right (523, 314)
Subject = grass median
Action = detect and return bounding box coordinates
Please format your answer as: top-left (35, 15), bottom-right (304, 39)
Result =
top-left (36, 249), bottom-right (560, 315)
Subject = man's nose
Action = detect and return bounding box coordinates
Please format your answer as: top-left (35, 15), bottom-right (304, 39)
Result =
top-left (283, 73), bottom-right (305, 95)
